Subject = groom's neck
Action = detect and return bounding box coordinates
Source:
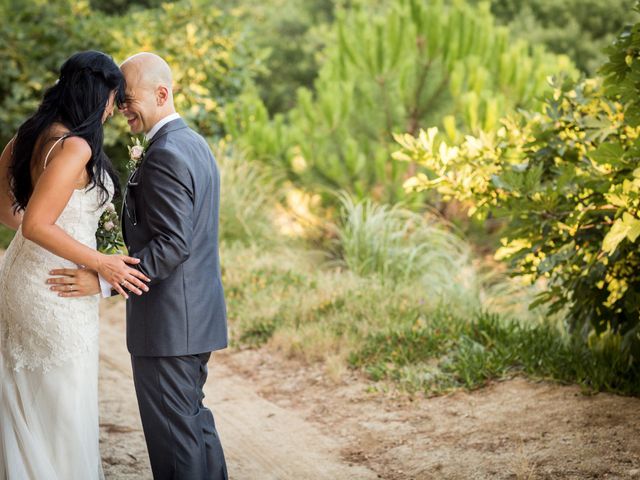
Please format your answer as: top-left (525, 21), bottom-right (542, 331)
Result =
top-left (145, 107), bottom-right (178, 135)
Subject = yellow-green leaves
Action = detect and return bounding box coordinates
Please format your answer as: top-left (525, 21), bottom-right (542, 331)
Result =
top-left (603, 213), bottom-right (640, 254)
top-left (396, 69), bottom-right (640, 342)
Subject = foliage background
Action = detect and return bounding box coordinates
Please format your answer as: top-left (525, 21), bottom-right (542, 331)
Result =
top-left (1, 0), bottom-right (638, 394)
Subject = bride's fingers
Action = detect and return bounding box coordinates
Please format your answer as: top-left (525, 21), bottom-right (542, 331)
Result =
top-left (124, 275), bottom-right (149, 293)
top-left (122, 256), bottom-right (141, 265)
top-left (113, 282), bottom-right (129, 299)
top-left (50, 283), bottom-right (75, 290)
top-left (49, 268), bottom-right (76, 277)
top-left (47, 276), bottom-right (74, 285)
top-left (122, 280), bottom-right (143, 296)
top-left (58, 291), bottom-right (82, 297)
top-left (128, 268), bottom-right (151, 283)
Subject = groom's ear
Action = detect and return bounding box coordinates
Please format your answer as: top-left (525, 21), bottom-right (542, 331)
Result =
top-left (156, 85), bottom-right (170, 106)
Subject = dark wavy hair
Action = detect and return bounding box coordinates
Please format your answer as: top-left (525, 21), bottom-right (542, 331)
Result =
top-left (10, 50), bottom-right (124, 212)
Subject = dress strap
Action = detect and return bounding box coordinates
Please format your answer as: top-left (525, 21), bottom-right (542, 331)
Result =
top-left (43, 134), bottom-right (70, 170)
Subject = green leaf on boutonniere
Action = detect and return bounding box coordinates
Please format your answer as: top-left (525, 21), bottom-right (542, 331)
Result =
top-left (126, 136), bottom-right (149, 173)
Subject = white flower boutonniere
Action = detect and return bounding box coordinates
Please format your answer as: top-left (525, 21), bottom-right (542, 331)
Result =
top-left (126, 136), bottom-right (149, 173)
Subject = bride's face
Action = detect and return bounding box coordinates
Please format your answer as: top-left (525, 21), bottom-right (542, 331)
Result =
top-left (101, 91), bottom-right (116, 124)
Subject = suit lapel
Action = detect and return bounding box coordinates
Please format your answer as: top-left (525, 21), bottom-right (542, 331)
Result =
top-left (121, 201), bottom-right (128, 246)
top-left (121, 118), bottom-right (188, 245)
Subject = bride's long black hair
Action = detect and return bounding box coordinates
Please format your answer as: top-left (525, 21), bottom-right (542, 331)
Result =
top-left (10, 50), bottom-right (124, 212)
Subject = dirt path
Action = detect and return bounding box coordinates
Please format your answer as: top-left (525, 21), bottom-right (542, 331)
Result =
top-left (98, 298), bottom-right (377, 480)
top-left (217, 350), bottom-right (640, 480)
top-left (99, 297), bottom-right (640, 479)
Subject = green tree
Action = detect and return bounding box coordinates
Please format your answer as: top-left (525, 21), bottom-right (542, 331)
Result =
top-left (470, 0), bottom-right (639, 74)
top-left (227, 0), bottom-right (336, 115)
top-left (396, 9), bottom-right (640, 354)
top-left (0, 0), bottom-right (105, 144)
top-left (0, 0), bottom-right (265, 246)
top-left (226, 0), bottom-right (577, 206)
top-left (0, 0), bottom-right (264, 172)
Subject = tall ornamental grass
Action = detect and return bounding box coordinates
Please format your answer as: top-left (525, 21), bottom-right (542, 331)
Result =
top-left (334, 194), bottom-right (546, 320)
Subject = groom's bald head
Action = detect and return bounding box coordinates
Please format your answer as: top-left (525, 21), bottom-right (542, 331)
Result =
top-left (121, 52), bottom-right (173, 93)
top-left (119, 52), bottom-right (176, 134)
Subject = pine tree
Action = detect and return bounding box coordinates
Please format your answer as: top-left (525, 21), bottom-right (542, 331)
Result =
top-left (226, 0), bottom-right (577, 204)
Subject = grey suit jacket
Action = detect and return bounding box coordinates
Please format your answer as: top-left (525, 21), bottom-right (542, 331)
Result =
top-left (122, 118), bottom-right (228, 356)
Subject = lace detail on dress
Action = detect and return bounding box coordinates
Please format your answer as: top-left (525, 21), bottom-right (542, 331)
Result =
top-left (0, 175), bottom-right (114, 371)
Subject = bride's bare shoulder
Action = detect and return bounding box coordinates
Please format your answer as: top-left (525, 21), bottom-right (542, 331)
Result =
top-left (42, 125), bottom-right (91, 163)
top-left (50, 136), bottom-right (92, 163)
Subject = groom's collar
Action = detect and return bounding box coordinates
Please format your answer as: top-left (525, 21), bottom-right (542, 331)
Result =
top-left (145, 113), bottom-right (181, 141)
top-left (146, 116), bottom-right (188, 148)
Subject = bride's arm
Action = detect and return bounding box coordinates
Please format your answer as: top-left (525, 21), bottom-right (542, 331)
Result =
top-left (0, 138), bottom-right (23, 230)
top-left (21, 136), bottom-right (150, 298)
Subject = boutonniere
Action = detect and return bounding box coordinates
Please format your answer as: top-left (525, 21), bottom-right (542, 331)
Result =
top-left (126, 136), bottom-right (149, 173)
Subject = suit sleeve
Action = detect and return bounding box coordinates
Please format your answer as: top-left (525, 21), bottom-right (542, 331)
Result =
top-left (132, 147), bottom-right (194, 285)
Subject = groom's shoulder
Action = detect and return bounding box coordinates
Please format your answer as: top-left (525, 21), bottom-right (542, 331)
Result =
top-left (147, 125), bottom-right (213, 167)
top-left (184, 125), bottom-right (211, 150)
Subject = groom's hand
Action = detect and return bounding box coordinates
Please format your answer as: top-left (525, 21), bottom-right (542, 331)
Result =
top-left (47, 267), bottom-right (101, 297)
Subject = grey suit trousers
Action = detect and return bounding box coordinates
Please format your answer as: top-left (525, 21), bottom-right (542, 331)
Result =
top-left (131, 353), bottom-right (228, 480)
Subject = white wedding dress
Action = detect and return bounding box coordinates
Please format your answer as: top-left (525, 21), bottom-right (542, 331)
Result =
top-left (0, 136), bottom-right (113, 479)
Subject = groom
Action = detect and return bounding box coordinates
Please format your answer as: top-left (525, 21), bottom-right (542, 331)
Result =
top-left (48, 52), bottom-right (228, 480)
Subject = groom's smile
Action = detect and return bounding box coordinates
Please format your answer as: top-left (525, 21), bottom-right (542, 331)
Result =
top-left (124, 113), bottom-right (141, 130)
top-left (119, 55), bottom-right (175, 135)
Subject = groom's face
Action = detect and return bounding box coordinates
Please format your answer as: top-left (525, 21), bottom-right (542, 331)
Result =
top-left (119, 67), bottom-right (157, 135)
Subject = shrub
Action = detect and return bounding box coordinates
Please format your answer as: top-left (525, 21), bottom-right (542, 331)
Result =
top-left (334, 194), bottom-right (548, 320)
top-left (395, 9), bottom-right (640, 355)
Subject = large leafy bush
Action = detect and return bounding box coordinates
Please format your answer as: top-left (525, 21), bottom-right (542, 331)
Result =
top-left (395, 10), bottom-right (640, 354)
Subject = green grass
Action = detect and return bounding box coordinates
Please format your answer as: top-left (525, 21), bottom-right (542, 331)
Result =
top-left (222, 241), bottom-right (640, 395)
top-left (334, 194), bottom-right (550, 323)
top-left (216, 145), bottom-right (277, 246)
top-left (349, 310), bottom-right (640, 395)
top-left (218, 187), bottom-right (640, 396)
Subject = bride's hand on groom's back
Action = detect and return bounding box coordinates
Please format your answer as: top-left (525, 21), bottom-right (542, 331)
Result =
top-left (47, 267), bottom-right (101, 297)
top-left (96, 254), bottom-right (150, 299)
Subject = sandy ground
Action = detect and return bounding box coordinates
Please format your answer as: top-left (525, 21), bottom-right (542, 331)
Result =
top-left (99, 297), bottom-right (640, 480)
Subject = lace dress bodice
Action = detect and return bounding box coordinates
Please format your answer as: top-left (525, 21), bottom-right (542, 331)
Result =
top-left (0, 172), bottom-right (114, 371)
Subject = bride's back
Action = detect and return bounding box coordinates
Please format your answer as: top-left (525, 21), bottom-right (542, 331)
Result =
top-left (0, 138), bottom-right (112, 372)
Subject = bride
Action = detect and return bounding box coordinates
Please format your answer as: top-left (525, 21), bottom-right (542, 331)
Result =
top-left (0, 51), bottom-right (150, 479)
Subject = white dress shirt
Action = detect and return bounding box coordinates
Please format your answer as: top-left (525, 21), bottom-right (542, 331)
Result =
top-left (98, 113), bottom-right (182, 298)
top-left (145, 112), bottom-right (181, 141)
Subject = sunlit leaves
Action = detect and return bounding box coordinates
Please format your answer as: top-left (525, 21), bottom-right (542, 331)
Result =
top-left (396, 69), bottom-right (640, 343)
top-left (603, 213), bottom-right (640, 254)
